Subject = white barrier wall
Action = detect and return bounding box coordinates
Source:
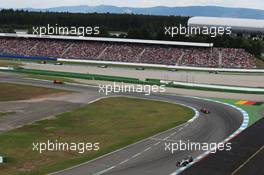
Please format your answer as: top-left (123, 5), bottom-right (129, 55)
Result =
top-left (160, 80), bottom-right (264, 92)
top-left (58, 58), bottom-right (264, 73)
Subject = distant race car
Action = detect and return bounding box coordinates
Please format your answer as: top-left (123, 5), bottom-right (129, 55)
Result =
top-left (168, 69), bottom-right (178, 72)
top-left (53, 80), bottom-right (64, 84)
top-left (200, 107), bottom-right (210, 114)
top-left (136, 67), bottom-right (145, 70)
top-left (38, 61), bottom-right (46, 64)
top-left (176, 156), bottom-right (193, 167)
top-left (98, 65), bottom-right (108, 68)
top-left (55, 62), bottom-right (63, 65)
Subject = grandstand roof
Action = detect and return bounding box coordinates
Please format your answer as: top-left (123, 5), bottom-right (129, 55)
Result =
top-left (188, 17), bottom-right (264, 33)
top-left (0, 33), bottom-right (213, 47)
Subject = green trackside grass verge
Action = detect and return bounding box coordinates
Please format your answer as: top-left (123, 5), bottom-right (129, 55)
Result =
top-left (0, 83), bottom-right (69, 101)
top-left (0, 97), bottom-right (194, 175)
top-left (210, 98), bottom-right (264, 126)
top-left (0, 112), bottom-right (15, 118)
top-left (25, 74), bottom-right (77, 84)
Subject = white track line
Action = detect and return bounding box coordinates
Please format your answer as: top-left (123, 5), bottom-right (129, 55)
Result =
top-left (231, 144), bottom-right (264, 175)
top-left (144, 147), bottom-right (152, 152)
top-left (119, 159), bottom-right (130, 165)
top-left (132, 153), bottom-right (142, 158)
top-left (154, 142), bottom-right (161, 146)
top-left (93, 166), bottom-right (116, 175)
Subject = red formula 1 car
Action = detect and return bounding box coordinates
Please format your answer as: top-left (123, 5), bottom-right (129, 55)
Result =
top-left (53, 80), bottom-right (64, 84)
top-left (200, 107), bottom-right (210, 114)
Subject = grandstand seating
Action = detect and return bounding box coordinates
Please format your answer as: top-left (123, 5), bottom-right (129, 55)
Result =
top-left (0, 37), bottom-right (256, 68)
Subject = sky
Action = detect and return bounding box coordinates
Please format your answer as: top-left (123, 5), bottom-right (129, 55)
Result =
top-left (0, 0), bottom-right (264, 10)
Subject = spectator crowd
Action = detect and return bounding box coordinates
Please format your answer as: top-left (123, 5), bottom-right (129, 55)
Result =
top-left (0, 37), bottom-right (256, 69)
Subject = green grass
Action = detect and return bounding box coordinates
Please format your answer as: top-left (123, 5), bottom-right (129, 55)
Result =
top-left (210, 98), bottom-right (264, 126)
top-left (25, 74), bottom-right (77, 83)
top-left (0, 83), bottom-right (69, 101)
top-left (0, 112), bottom-right (15, 118)
top-left (0, 97), bottom-right (194, 175)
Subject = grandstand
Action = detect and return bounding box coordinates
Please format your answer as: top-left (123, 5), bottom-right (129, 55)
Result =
top-left (0, 34), bottom-right (256, 69)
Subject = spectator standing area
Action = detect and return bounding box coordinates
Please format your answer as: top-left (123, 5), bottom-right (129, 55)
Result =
top-left (0, 34), bottom-right (256, 69)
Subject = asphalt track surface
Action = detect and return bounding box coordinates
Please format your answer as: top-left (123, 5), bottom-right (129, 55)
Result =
top-left (182, 117), bottom-right (264, 175)
top-left (0, 74), bottom-right (244, 175)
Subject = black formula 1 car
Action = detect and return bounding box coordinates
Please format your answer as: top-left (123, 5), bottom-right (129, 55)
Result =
top-left (176, 156), bottom-right (193, 167)
top-left (200, 107), bottom-right (210, 114)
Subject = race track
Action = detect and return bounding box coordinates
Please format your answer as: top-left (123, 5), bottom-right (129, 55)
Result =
top-left (0, 74), bottom-right (244, 175)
